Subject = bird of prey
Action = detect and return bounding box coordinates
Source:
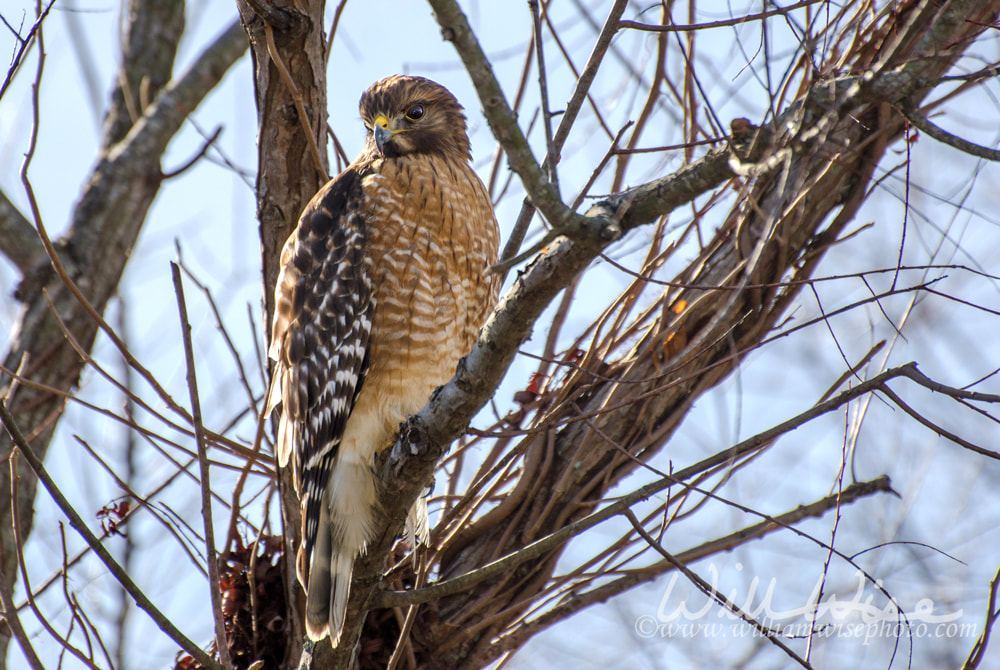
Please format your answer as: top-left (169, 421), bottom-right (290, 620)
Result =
top-left (266, 75), bottom-right (500, 646)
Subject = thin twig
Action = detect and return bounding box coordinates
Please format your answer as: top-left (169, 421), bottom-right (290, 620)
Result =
top-left (386, 552), bottom-right (427, 670)
top-left (963, 562), bottom-right (1000, 669)
top-left (618, 0), bottom-right (825, 33)
top-left (0, 400), bottom-right (224, 670)
top-left (624, 510), bottom-right (812, 668)
top-left (325, 0), bottom-right (350, 65)
top-left (0, 531), bottom-right (44, 670)
top-left (530, 0), bottom-right (559, 192)
top-left (0, 0), bottom-right (56, 103)
top-left (10, 457), bottom-right (111, 669)
top-left (262, 21), bottom-right (327, 181)
top-left (59, 524), bottom-right (116, 670)
top-left (897, 101), bottom-right (1000, 162)
top-left (171, 263), bottom-right (232, 668)
top-left (161, 126), bottom-right (224, 179)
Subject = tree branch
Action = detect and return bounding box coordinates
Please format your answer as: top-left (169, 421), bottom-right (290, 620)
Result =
top-left (379, 444), bottom-right (893, 609)
top-left (489, 476), bottom-right (894, 659)
top-left (428, 0), bottom-right (581, 233)
top-left (897, 100), bottom-right (1000, 161)
top-left (171, 264), bottom-right (232, 668)
top-left (0, 401), bottom-right (224, 670)
top-left (0, 190), bottom-right (43, 275)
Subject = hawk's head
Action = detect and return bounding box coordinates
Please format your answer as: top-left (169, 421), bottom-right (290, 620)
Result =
top-left (359, 75), bottom-right (472, 162)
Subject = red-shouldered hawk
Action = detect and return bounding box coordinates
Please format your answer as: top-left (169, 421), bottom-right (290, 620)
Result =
top-left (265, 75), bottom-right (500, 646)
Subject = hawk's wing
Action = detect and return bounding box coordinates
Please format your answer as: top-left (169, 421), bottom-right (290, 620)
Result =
top-left (266, 168), bottom-right (374, 562)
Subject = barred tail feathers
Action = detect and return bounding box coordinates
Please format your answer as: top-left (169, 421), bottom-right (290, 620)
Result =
top-left (304, 454), bottom-right (377, 644)
top-left (305, 502), bottom-right (333, 640)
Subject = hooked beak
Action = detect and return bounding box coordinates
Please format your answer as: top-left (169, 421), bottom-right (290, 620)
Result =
top-left (373, 114), bottom-right (395, 155)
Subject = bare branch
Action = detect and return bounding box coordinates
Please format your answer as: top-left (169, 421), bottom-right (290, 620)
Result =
top-left (0, 550), bottom-right (44, 670)
top-left (171, 263), bottom-right (232, 668)
top-left (897, 101), bottom-right (1000, 161)
top-left (0, 190), bottom-right (43, 274)
top-left (428, 0), bottom-right (578, 233)
top-left (0, 0), bottom-right (56, 104)
top-left (618, 0), bottom-right (826, 33)
top-left (0, 400), bottom-right (225, 670)
top-left (963, 563), bottom-right (1000, 669)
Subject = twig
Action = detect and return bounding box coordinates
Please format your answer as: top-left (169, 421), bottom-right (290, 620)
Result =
top-left (325, 0), bottom-right (349, 65)
top-left (0, 0), bottom-right (56, 103)
top-left (262, 22), bottom-right (327, 181)
top-left (624, 510), bottom-right (813, 668)
top-left (617, 0), bottom-right (824, 33)
top-left (897, 101), bottom-right (1000, 161)
top-left (529, 0), bottom-right (558, 192)
top-left (114, 294), bottom-right (136, 669)
top-left (963, 562), bottom-right (1000, 669)
top-left (0, 400), bottom-right (224, 670)
top-left (171, 263), bottom-right (232, 668)
top-left (10, 458), bottom-right (109, 669)
top-left (0, 533), bottom-right (44, 670)
top-left (805, 412), bottom-right (850, 662)
top-left (161, 126), bottom-right (224, 179)
top-left (879, 385), bottom-right (1000, 460)
top-left (940, 63), bottom-right (1000, 82)
top-left (59, 524), bottom-right (116, 670)
top-left (386, 552), bottom-right (427, 670)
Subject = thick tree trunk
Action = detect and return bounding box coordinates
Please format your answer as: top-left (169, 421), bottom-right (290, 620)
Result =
top-left (235, 0), bottom-right (329, 666)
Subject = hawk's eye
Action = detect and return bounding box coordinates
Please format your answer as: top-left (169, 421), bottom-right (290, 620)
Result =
top-left (405, 105), bottom-right (424, 121)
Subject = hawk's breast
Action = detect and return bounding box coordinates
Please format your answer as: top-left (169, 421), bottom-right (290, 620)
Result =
top-left (355, 153), bottom-right (499, 446)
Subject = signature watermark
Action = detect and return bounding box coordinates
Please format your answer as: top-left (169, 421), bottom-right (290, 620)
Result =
top-left (633, 563), bottom-right (975, 641)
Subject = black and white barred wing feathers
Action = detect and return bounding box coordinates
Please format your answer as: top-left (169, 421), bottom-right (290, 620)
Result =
top-left (265, 169), bottom-right (373, 578)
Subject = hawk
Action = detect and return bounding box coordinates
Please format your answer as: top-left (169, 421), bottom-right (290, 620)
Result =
top-left (266, 75), bottom-right (500, 646)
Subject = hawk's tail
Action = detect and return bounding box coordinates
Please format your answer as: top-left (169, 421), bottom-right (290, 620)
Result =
top-left (303, 455), bottom-right (377, 646)
top-left (304, 503), bottom-right (357, 646)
